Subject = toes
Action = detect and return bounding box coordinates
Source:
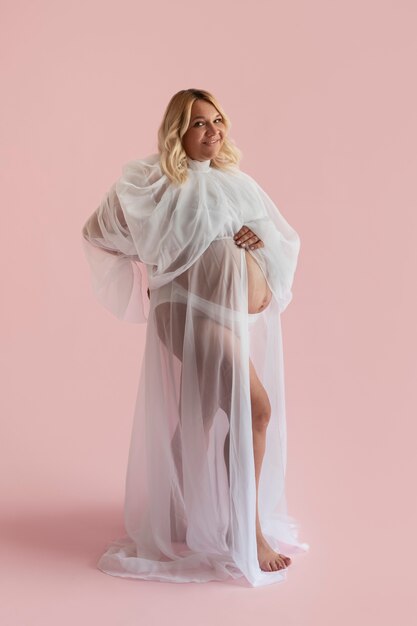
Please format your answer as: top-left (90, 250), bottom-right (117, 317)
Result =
top-left (280, 554), bottom-right (291, 567)
top-left (276, 554), bottom-right (290, 570)
top-left (262, 560), bottom-right (273, 572)
top-left (258, 550), bottom-right (292, 572)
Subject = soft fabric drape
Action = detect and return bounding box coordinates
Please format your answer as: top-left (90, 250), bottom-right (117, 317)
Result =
top-left (81, 154), bottom-right (309, 586)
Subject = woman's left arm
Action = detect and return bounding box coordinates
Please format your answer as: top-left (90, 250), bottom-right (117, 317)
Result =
top-left (235, 179), bottom-right (301, 313)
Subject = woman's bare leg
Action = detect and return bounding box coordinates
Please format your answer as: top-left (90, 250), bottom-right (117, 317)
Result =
top-left (249, 359), bottom-right (292, 572)
top-left (166, 307), bottom-right (290, 571)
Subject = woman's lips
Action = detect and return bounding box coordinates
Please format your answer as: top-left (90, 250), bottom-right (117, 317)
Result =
top-left (203, 138), bottom-right (220, 145)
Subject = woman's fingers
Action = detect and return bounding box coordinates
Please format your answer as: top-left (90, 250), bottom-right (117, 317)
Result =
top-left (233, 226), bottom-right (264, 249)
top-left (236, 235), bottom-right (264, 248)
top-left (234, 229), bottom-right (256, 245)
top-left (234, 226), bottom-right (258, 243)
top-left (249, 240), bottom-right (264, 249)
top-left (233, 225), bottom-right (247, 237)
top-left (233, 225), bottom-right (250, 243)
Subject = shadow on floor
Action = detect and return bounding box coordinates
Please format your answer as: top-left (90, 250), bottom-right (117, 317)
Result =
top-left (0, 502), bottom-right (125, 569)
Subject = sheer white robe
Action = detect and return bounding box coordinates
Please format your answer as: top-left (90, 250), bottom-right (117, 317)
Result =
top-left (81, 153), bottom-right (309, 586)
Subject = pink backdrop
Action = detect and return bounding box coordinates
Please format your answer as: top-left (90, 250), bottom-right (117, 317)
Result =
top-left (1, 0), bottom-right (416, 624)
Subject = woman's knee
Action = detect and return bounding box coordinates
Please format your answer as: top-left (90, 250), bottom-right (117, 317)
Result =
top-left (251, 395), bottom-right (271, 431)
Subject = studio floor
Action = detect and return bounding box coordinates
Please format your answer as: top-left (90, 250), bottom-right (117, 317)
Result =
top-left (1, 484), bottom-right (413, 626)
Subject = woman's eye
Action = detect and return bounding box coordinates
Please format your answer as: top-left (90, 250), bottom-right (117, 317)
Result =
top-left (194, 118), bottom-right (223, 127)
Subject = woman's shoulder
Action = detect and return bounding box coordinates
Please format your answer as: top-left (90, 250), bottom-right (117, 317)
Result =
top-left (221, 165), bottom-right (261, 193)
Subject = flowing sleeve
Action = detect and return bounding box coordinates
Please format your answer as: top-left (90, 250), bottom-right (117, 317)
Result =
top-left (241, 177), bottom-right (301, 314)
top-left (81, 182), bottom-right (149, 323)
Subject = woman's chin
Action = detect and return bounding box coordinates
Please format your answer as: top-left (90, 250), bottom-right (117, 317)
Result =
top-left (200, 144), bottom-right (222, 157)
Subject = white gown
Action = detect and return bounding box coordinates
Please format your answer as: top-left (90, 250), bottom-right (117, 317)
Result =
top-left (81, 153), bottom-right (309, 586)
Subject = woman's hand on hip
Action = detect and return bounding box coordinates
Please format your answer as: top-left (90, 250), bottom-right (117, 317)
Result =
top-left (233, 225), bottom-right (264, 250)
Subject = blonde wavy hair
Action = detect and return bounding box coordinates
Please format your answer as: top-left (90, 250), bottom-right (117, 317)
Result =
top-left (157, 88), bottom-right (242, 185)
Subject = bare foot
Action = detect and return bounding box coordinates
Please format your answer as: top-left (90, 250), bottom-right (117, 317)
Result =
top-left (257, 534), bottom-right (292, 572)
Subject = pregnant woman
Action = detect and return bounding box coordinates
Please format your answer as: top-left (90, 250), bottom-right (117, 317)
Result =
top-left (81, 88), bottom-right (309, 586)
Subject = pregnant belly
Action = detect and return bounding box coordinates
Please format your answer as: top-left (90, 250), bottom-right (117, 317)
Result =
top-left (167, 238), bottom-right (272, 315)
top-left (245, 249), bottom-right (272, 314)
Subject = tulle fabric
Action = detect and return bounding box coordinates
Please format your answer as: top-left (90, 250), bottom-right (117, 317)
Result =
top-left (81, 154), bottom-right (309, 586)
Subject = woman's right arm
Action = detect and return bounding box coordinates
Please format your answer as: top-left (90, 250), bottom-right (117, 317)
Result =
top-left (81, 184), bottom-right (149, 323)
top-left (82, 183), bottom-right (139, 259)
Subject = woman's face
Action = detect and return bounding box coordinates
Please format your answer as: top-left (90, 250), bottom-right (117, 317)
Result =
top-left (182, 99), bottom-right (226, 161)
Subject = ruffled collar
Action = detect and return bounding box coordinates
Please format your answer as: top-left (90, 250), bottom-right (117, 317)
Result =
top-left (187, 156), bottom-right (211, 172)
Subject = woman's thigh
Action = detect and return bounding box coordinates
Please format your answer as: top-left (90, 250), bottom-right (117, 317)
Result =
top-left (249, 358), bottom-right (271, 427)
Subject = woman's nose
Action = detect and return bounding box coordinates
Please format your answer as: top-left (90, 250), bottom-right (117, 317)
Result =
top-left (205, 123), bottom-right (217, 136)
